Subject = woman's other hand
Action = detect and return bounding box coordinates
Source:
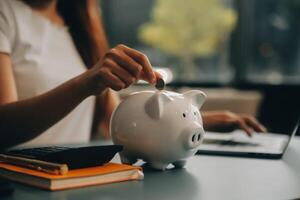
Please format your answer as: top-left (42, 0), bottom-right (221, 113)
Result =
top-left (78, 44), bottom-right (161, 96)
top-left (202, 111), bottom-right (267, 136)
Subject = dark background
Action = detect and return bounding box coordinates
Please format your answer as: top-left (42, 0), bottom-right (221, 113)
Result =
top-left (100, 0), bottom-right (300, 135)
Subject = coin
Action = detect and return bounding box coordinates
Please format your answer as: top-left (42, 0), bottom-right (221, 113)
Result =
top-left (155, 77), bottom-right (165, 90)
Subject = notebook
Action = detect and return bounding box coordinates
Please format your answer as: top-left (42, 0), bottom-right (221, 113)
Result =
top-left (0, 162), bottom-right (143, 191)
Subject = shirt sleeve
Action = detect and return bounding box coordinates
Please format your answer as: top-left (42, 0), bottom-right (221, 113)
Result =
top-left (0, 0), bottom-right (16, 54)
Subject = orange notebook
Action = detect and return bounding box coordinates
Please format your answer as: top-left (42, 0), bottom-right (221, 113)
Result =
top-left (0, 162), bottom-right (143, 191)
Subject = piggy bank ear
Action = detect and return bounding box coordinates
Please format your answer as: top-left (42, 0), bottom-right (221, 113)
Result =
top-left (145, 92), bottom-right (172, 119)
top-left (183, 90), bottom-right (206, 108)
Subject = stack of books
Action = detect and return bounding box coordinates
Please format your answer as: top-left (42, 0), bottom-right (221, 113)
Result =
top-left (0, 145), bottom-right (143, 191)
top-left (0, 162), bottom-right (143, 191)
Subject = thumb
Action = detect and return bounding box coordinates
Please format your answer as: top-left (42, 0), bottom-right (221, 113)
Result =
top-left (140, 70), bottom-right (163, 85)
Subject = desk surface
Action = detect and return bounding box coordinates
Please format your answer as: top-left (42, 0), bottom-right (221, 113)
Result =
top-left (2, 137), bottom-right (300, 200)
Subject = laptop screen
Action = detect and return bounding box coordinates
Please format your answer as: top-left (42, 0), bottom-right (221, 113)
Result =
top-left (282, 120), bottom-right (299, 154)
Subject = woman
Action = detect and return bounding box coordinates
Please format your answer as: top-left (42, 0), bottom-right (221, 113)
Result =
top-left (0, 0), bottom-right (265, 150)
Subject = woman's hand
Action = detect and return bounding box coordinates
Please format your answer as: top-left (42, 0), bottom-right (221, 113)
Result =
top-left (202, 111), bottom-right (267, 136)
top-left (78, 44), bottom-right (161, 96)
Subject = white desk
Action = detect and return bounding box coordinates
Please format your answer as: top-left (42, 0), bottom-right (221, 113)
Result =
top-left (3, 137), bottom-right (300, 200)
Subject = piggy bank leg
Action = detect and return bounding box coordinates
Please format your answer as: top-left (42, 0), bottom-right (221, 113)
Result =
top-left (149, 162), bottom-right (168, 171)
top-left (119, 152), bottom-right (137, 165)
top-left (173, 160), bottom-right (187, 168)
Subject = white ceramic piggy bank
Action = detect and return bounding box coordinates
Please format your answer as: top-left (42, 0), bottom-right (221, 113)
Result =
top-left (110, 90), bottom-right (206, 170)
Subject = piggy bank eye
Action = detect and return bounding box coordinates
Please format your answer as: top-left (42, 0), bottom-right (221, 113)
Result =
top-left (182, 113), bottom-right (186, 118)
top-left (194, 111), bottom-right (197, 116)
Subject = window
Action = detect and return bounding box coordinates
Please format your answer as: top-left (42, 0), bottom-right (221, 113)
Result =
top-left (236, 0), bottom-right (300, 85)
top-left (101, 0), bottom-right (300, 86)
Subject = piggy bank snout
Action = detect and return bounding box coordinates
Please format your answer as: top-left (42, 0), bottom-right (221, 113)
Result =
top-left (183, 126), bottom-right (205, 150)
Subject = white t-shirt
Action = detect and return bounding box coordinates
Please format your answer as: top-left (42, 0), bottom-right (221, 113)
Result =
top-left (0, 0), bottom-right (95, 146)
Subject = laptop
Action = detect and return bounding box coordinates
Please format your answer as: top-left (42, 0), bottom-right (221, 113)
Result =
top-left (197, 119), bottom-right (299, 159)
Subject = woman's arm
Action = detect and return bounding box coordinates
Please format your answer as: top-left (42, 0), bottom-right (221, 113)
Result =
top-left (0, 44), bottom-right (159, 149)
top-left (0, 52), bottom-right (91, 148)
top-left (0, 54), bottom-right (17, 104)
top-left (95, 89), bottom-right (120, 139)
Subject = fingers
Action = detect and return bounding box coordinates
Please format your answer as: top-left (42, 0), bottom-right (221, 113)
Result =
top-left (201, 111), bottom-right (266, 137)
top-left (104, 59), bottom-right (136, 87)
top-left (242, 115), bottom-right (267, 133)
top-left (98, 68), bottom-right (126, 91)
top-left (221, 111), bottom-right (261, 136)
top-left (84, 44), bottom-right (162, 95)
top-left (95, 44), bottom-right (161, 92)
top-left (102, 44), bottom-right (157, 88)
top-left (119, 45), bottom-right (156, 84)
top-left (234, 114), bottom-right (267, 136)
top-left (235, 118), bottom-right (253, 137)
top-left (106, 49), bottom-right (143, 80)
top-left (154, 71), bottom-right (163, 82)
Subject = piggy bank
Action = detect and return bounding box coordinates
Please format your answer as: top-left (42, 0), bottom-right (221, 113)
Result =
top-left (110, 90), bottom-right (206, 170)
